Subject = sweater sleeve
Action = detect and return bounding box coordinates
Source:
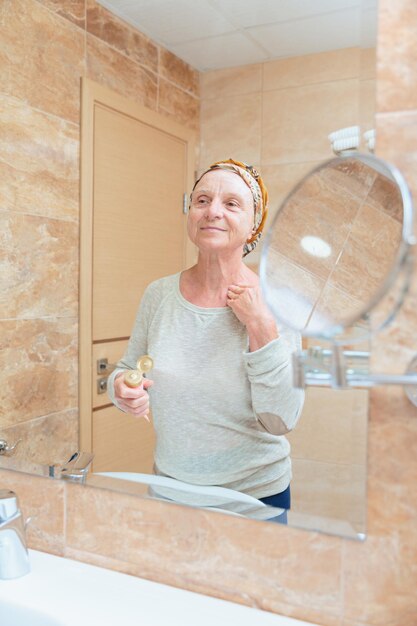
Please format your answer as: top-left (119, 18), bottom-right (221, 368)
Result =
top-left (106, 282), bottom-right (156, 410)
top-left (243, 327), bottom-right (305, 436)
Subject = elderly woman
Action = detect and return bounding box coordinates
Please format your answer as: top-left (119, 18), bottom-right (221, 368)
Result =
top-left (108, 158), bottom-right (304, 514)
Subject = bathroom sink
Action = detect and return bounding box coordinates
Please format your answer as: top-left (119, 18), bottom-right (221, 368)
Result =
top-left (96, 471), bottom-right (265, 504)
top-left (0, 549), bottom-right (320, 626)
top-left (1, 601), bottom-right (65, 626)
top-left (95, 471), bottom-right (284, 520)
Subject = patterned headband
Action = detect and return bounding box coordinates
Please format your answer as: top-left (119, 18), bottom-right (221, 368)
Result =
top-left (191, 158), bottom-right (268, 257)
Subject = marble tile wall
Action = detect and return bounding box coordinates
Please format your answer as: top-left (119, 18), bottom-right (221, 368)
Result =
top-left (1, 1), bottom-right (417, 625)
top-left (0, 0), bottom-right (199, 465)
top-left (289, 387), bottom-right (368, 527)
top-left (199, 46), bottom-right (374, 267)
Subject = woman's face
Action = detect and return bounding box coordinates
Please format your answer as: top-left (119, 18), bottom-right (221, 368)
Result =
top-left (188, 169), bottom-right (255, 256)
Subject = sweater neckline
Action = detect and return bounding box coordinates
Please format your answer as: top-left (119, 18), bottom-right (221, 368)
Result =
top-left (174, 272), bottom-right (233, 315)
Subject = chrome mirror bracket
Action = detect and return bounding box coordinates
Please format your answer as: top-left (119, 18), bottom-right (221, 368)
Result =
top-left (293, 348), bottom-right (417, 402)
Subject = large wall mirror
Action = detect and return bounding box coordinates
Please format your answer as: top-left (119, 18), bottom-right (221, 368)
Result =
top-left (1, 0), bottom-right (382, 540)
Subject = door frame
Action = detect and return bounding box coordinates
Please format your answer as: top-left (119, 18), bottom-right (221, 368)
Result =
top-left (79, 77), bottom-right (196, 452)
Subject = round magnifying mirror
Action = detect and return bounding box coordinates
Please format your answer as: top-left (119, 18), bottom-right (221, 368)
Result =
top-left (260, 154), bottom-right (415, 342)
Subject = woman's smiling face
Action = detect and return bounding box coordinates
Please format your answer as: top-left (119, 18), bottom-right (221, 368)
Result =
top-left (188, 169), bottom-right (255, 256)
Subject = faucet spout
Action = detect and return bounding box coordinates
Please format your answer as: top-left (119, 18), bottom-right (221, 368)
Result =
top-left (0, 489), bottom-right (30, 579)
top-left (53, 451), bottom-right (94, 483)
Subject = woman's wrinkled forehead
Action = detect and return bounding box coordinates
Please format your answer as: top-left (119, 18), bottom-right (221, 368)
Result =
top-left (193, 169), bottom-right (254, 205)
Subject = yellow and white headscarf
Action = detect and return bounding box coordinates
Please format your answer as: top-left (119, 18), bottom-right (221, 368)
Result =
top-left (191, 158), bottom-right (269, 257)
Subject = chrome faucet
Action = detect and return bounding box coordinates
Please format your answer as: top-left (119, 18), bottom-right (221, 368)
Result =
top-left (49, 451), bottom-right (94, 484)
top-left (0, 489), bottom-right (30, 579)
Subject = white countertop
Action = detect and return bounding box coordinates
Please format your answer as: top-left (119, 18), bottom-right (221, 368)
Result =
top-left (0, 549), bottom-right (319, 626)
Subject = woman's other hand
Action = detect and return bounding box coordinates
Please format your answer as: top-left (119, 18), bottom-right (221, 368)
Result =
top-left (226, 284), bottom-right (269, 325)
top-left (114, 373), bottom-right (154, 421)
top-left (227, 284), bottom-right (278, 350)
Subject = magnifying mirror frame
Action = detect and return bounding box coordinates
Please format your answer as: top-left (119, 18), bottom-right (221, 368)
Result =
top-left (259, 152), bottom-right (416, 341)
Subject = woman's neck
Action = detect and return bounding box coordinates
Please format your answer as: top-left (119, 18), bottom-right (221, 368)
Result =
top-left (181, 252), bottom-right (256, 307)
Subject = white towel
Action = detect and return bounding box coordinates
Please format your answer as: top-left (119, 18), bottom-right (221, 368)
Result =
top-left (363, 129), bottom-right (375, 140)
top-left (362, 129), bottom-right (376, 152)
top-left (332, 136), bottom-right (360, 152)
top-left (366, 136), bottom-right (375, 151)
top-left (328, 126), bottom-right (360, 142)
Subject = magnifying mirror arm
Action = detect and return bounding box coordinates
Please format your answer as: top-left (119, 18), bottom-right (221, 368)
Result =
top-left (292, 349), bottom-right (417, 402)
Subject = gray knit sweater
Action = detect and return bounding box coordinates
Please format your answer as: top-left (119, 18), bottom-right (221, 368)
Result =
top-left (107, 273), bottom-right (304, 499)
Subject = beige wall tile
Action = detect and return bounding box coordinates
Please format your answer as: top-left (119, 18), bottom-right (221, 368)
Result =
top-left (86, 0), bottom-right (158, 73)
top-left (289, 387), bottom-right (368, 465)
top-left (200, 93), bottom-right (261, 169)
top-left (158, 78), bottom-right (199, 131)
top-left (86, 33), bottom-right (157, 112)
top-left (65, 482), bottom-right (343, 621)
top-left (267, 168), bottom-right (363, 281)
top-left (36, 0), bottom-right (86, 29)
top-left (0, 469), bottom-right (65, 555)
top-left (344, 32), bottom-right (417, 612)
top-left (366, 388), bottom-right (417, 537)
top-left (367, 171), bottom-right (403, 222)
top-left (63, 547), bottom-right (344, 626)
top-left (263, 251), bottom-right (325, 330)
top-left (0, 212), bottom-right (79, 318)
top-left (291, 459), bottom-right (366, 528)
top-left (0, 408), bottom-right (78, 471)
top-left (263, 48), bottom-right (360, 91)
top-left (0, 318), bottom-right (78, 427)
top-left (367, 279), bottom-right (417, 360)
top-left (248, 161), bottom-right (321, 266)
top-left (360, 47), bottom-right (377, 80)
top-left (261, 79), bottom-right (359, 164)
top-left (347, 470), bottom-right (368, 530)
top-left (159, 48), bottom-right (199, 95)
top-left (0, 94), bottom-right (79, 220)
top-left (200, 64), bottom-right (262, 100)
top-left (375, 110), bottom-right (417, 212)
top-left (308, 281), bottom-right (367, 332)
top-left (260, 161), bottom-right (320, 220)
top-left (343, 533), bottom-right (417, 625)
top-left (369, 270), bottom-right (417, 376)
top-left (377, 0), bottom-right (417, 112)
top-left (0, 0), bottom-right (85, 124)
top-left (329, 203), bottom-right (403, 304)
top-left (360, 78), bottom-right (377, 133)
top-left (288, 509), bottom-right (361, 542)
top-left (306, 113), bottom-right (414, 373)
top-left (320, 158), bottom-right (378, 202)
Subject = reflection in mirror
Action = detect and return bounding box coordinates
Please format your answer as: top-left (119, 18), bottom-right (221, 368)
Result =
top-left (287, 381), bottom-right (368, 537)
top-left (1, 0), bottom-right (382, 542)
top-left (260, 154), bottom-right (412, 341)
top-left (96, 472), bottom-right (286, 522)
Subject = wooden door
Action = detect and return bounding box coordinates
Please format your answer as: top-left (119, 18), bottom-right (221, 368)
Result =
top-left (80, 79), bottom-right (196, 472)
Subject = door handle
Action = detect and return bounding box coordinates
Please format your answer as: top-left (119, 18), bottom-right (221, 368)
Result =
top-left (96, 358), bottom-right (117, 375)
top-left (97, 378), bottom-right (108, 394)
top-left (96, 359), bottom-right (117, 394)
